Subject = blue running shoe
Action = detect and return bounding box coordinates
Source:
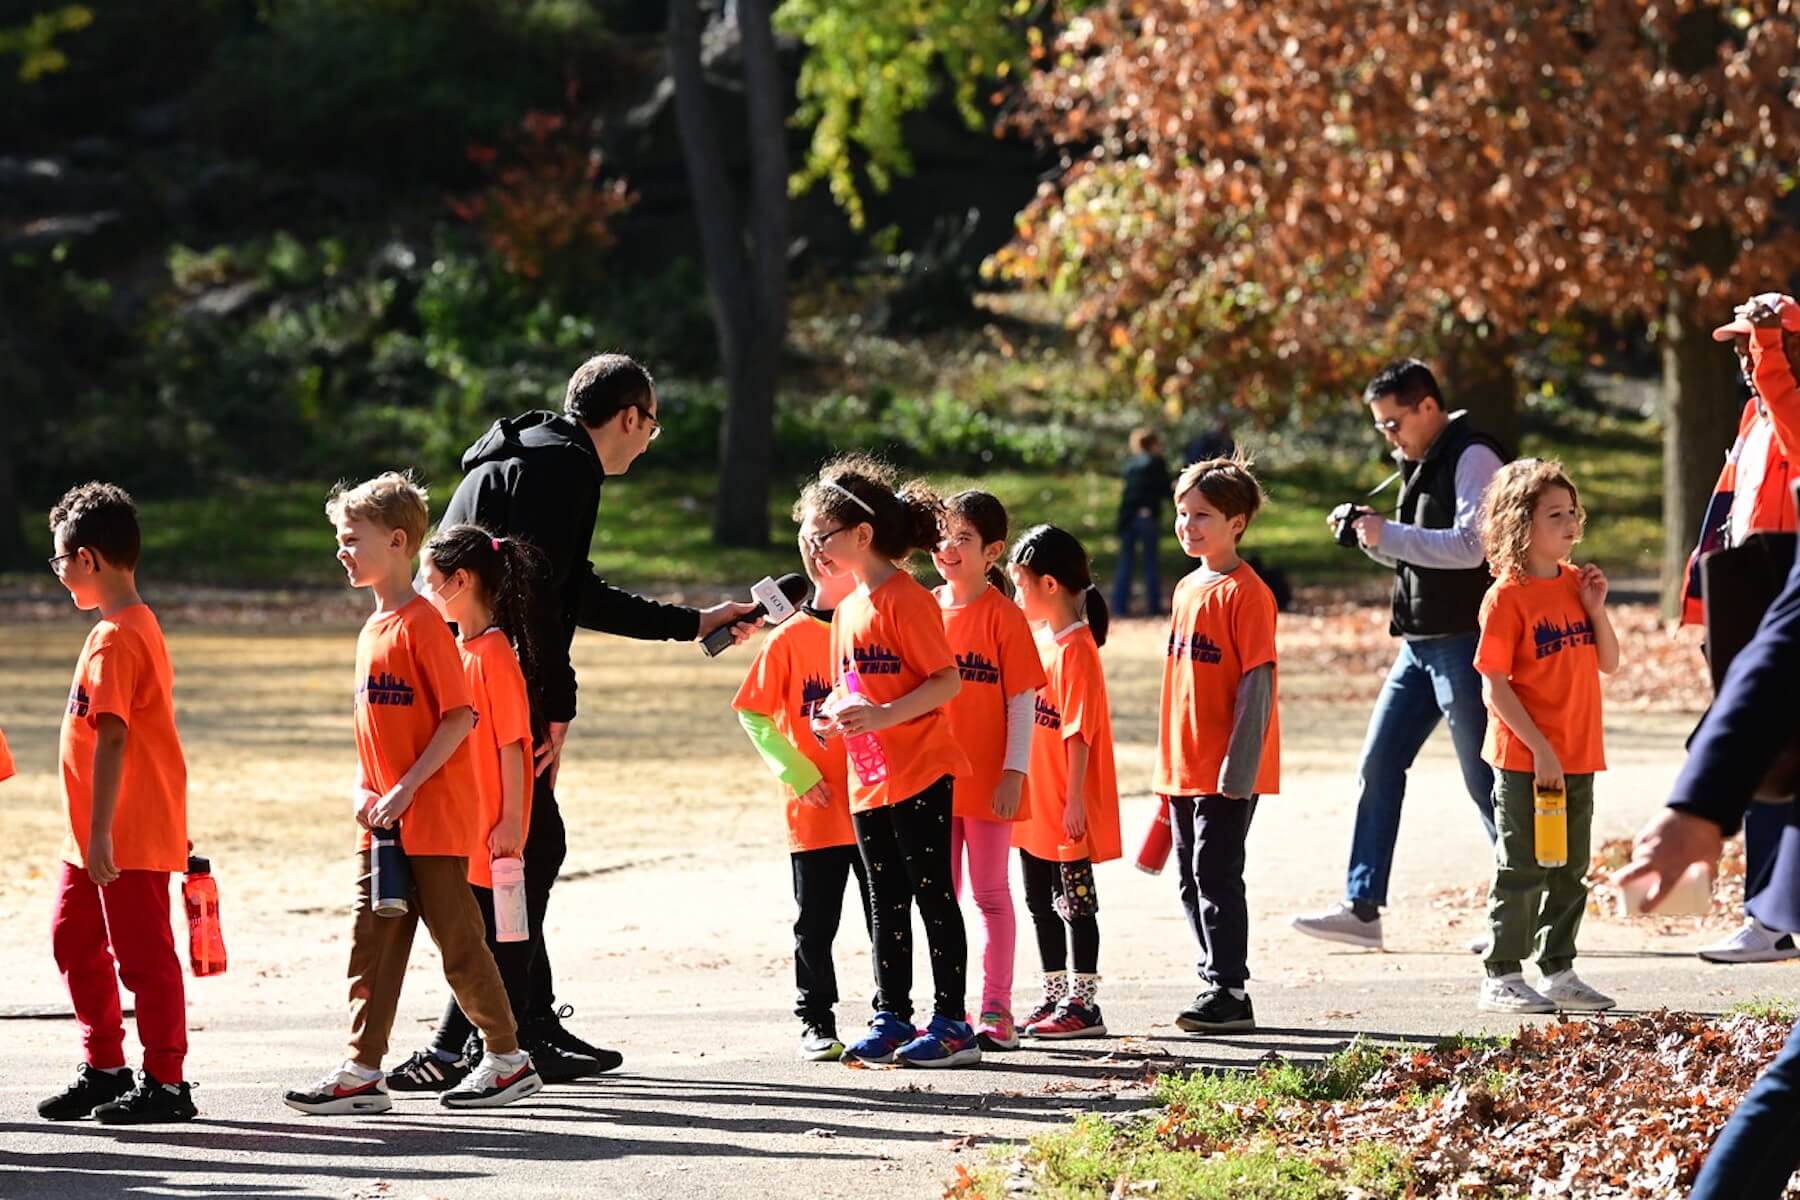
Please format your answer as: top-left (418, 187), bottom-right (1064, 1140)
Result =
top-left (897, 1014), bottom-right (982, 1068)
top-left (843, 1012), bottom-right (916, 1065)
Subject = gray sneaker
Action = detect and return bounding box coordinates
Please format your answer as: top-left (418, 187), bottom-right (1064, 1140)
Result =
top-left (1290, 902), bottom-right (1383, 950)
top-left (1478, 974), bottom-right (1555, 1014)
top-left (1540, 970), bottom-right (1615, 1013)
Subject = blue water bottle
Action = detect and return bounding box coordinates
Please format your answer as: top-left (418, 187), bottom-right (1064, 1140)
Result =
top-left (370, 828), bottom-right (410, 917)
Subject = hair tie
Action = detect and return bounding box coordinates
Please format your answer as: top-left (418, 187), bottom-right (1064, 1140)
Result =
top-left (491, 536), bottom-right (503, 552)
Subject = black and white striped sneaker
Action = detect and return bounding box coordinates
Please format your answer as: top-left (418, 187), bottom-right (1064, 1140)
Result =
top-left (385, 1048), bottom-right (471, 1093)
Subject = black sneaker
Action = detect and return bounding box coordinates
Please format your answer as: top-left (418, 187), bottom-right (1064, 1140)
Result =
top-left (38, 1063), bottom-right (133, 1121)
top-left (521, 1037), bottom-right (603, 1083)
top-left (798, 1019), bottom-right (844, 1062)
top-left (386, 1048), bottom-right (471, 1093)
top-left (539, 1005), bottom-right (623, 1073)
top-left (1176, 988), bottom-right (1256, 1034)
top-left (93, 1070), bottom-right (197, 1125)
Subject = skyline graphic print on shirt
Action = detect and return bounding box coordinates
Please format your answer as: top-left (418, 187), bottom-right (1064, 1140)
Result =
top-left (1532, 615), bottom-right (1595, 660)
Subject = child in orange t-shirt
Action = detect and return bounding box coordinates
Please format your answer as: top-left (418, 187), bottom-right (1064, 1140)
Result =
top-left (38, 483), bottom-right (196, 1125)
top-left (0, 727), bottom-right (14, 783)
top-left (1473, 460), bottom-right (1620, 1016)
top-left (384, 522), bottom-right (593, 1091)
top-left (800, 454), bottom-right (977, 1068)
top-left (285, 473), bottom-right (540, 1116)
top-left (930, 491), bottom-right (1046, 1051)
top-left (733, 539), bottom-right (873, 1062)
top-left (1007, 525), bottom-right (1121, 1040)
top-left (1157, 458), bottom-right (1280, 1037)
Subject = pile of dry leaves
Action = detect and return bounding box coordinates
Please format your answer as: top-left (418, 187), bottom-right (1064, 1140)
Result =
top-left (1325, 1013), bottom-right (1794, 1197)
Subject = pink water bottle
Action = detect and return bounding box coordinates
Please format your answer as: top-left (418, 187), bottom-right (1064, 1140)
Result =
top-left (842, 668), bottom-right (890, 786)
top-left (490, 856), bottom-right (528, 943)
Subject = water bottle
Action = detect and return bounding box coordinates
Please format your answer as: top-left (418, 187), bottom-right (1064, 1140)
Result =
top-left (183, 854), bottom-right (227, 977)
top-left (842, 667), bottom-right (889, 786)
top-left (370, 828), bottom-right (411, 916)
top-left (491, 856), bottom-right (529, 943)
top-left (1533, 781), bottom-right (1568, 869)
top-left (1135, 796), bottom-right (1174, 876)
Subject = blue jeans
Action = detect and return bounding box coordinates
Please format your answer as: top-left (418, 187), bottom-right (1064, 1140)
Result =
top-left (1345, 634), bottom-right (1498, 907)
top-left (1690, 1015), bottom-right (1800, 1198)
top-left (1112, 513), bottom-right (1163, 616)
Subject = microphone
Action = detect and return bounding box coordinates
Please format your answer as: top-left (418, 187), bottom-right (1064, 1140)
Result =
top-left (700, 572), bottom-right (811, 657)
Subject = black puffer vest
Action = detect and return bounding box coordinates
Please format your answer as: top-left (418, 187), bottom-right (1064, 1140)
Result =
top-left (1389, 414), bottom-right (1508, 638)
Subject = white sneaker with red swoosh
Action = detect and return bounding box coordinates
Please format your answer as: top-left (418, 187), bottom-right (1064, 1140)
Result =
top-left (441, 1051), bottom-right (542, 1109)
top-left (283, 1062), bottom-right (393, 1115)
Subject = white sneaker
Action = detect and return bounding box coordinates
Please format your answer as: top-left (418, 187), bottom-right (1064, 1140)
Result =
top-left (1290, 902), bottom-right (1383, 950)
top-left (441, 1051), bottom-right (542, 1109)
top-left (1540, 970), bottom-right (1616, 1012)
top-left (283, 1061), bottom-right (392, 1115)
top-left (1698, 918), bottom-right (1800, 964)
top-left (1478, 974), bottom-right (1555, 1014)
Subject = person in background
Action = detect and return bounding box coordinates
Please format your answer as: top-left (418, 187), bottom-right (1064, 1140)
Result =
top-left (1112, 429), bottom-right (1172, 617)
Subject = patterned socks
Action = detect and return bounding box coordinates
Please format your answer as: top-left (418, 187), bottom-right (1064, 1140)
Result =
top-left (1071, 972), bottom-right (1101, 1009)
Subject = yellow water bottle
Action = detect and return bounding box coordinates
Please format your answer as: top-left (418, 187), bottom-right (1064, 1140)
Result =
top-left (1534, 781), bottom-right (1568, 869)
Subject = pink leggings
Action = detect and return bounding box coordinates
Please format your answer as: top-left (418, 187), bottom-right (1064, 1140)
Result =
top-left (950, 816), bottom-right (1017, 1010)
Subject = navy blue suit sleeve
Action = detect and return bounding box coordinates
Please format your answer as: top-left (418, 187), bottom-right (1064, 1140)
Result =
top-left (1669, 554), bottom-right (1800, 835)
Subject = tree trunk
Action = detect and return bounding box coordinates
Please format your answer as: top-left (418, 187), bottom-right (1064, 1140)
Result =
top-left (668, 0), bottom-right (785, 549)
top-left (0, 303), bottom-right (28, 568)
top-left (1440, 327), bottom-right (1521, 453)
top-left (1659, 287), bottom-right (1743, 616)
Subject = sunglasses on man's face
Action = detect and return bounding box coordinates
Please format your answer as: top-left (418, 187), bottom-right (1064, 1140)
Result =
top-left (1372, 414), bottom-right (1406, 435)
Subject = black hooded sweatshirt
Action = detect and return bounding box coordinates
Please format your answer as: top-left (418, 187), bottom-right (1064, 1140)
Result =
top-left (441, 411), bottom-right (700, 725)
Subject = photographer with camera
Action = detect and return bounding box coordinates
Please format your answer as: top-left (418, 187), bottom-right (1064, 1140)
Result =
top-left (1290, 360), bottom-right (1508, 951)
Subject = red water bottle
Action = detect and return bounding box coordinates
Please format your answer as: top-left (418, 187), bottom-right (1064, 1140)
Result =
top-left (184, 854), bottom-right (227, 977)
top-left (1135, 796), bottom-right (1174, 875)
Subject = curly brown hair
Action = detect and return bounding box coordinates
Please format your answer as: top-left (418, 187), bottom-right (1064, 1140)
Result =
top-left (792, 452), bottom-right (944, 562)
top-left (1478, 459), bottom-right (1586, 583)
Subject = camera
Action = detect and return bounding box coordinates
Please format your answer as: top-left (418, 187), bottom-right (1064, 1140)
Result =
top-left (1328, 502), bottom-right (1375, 548)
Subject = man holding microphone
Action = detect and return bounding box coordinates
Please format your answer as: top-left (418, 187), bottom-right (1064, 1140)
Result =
top-left (441, 352), bottom-right (757, 1077)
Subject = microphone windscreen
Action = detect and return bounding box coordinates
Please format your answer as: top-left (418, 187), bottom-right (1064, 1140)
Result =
top-left (775, 573), bottom-right (811, 606)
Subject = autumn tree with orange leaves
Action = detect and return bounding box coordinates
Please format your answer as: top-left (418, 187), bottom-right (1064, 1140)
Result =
top-left (995, 0), bottom-right (1800, 612)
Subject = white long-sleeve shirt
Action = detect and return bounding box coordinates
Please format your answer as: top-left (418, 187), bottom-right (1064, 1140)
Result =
top-left (1359, 444), bottom-right (1504, 573)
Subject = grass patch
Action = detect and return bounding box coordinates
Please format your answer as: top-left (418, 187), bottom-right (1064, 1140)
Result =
top-left (1729, 996), bottom-right (1799, 1022)
top-left (8, 407), bottom-right (1663, 593)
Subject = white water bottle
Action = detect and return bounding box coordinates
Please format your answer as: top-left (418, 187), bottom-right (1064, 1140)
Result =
top-left (491, 856), bottom-right (528, 943)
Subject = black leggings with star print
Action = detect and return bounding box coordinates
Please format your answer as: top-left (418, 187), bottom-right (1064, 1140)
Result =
top-left (852, 776), bottom-right (967, 1023)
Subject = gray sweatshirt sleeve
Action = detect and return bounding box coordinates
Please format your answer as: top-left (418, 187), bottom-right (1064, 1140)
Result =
top-left (1218, 663), bottom-right (1275, 799)
top-left (1375, 445), bottom-right (1503, 570)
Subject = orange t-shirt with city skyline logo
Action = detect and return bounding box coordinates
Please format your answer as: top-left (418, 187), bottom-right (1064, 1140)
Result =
top-left (733, 611), bottom-right (856, 852)
top-left (936, 585), bottom-right (1047, 821)
top-left (829, 571), bottom-right (971, 813)
top-left (1474, 564), bottom-right (1606, 775)
top-left (459, 628), bottom-right (534, 888)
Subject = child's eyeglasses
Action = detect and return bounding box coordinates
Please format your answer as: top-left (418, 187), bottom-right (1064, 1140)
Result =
top-left (802, 526), bottom-right (848, 554)
top-left (47, 550), bottom-right (79, 574)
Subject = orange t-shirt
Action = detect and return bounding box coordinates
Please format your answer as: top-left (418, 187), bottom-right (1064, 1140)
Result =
top-left (353, 596), bottom-right (482, 858)
top-left (59, 604), bottom-right (188, 872)
top-left (829, 571), bottom-right (971, 813)
top-left (1474, 565), bottom-right (1606, 775)
top-left (0, 728), bottom-right (14, 783)
top-left (732, 612), bottom-right (856, 852)
top-left (460, 628), bottom-right (535, 888)
top-left (1016, 623), bottom-right (1122, 864)
top-left (936, 586), bottom-right (1047, 821)
top-left (1155, 563), bottom-right (1282, 798)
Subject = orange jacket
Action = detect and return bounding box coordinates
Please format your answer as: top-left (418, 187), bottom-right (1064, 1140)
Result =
top-left (1682, 328), bottom-right (1800, 626)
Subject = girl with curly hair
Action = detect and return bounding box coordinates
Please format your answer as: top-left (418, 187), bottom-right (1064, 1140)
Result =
top-left (1471, 459), bottom-right (1621, 1015)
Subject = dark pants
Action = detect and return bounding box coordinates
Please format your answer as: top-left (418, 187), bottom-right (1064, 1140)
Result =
top-left (521, 773), bottom-right (568, 1027)
top-left (432, 883), bottom-right (533, 1056)
top-left (852, 776), bottom-right (967, 1022)
top-left (1170, 794), bottom-right (1258, 989)
top-left (1690, 1015), bottom-right (1800, 1199)
top-left (792, 844), bottom-right (874, 1024)
top-left (1746, 799), bottom-right (1788, 908)
top-left (1112, 512), bottom-right (1164, 617)
top-left (1019, 849), bottom-right (1099, 974)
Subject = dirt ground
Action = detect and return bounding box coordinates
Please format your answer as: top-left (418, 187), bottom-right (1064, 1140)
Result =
top-left (0, 606), bottom-right (1784, 1199)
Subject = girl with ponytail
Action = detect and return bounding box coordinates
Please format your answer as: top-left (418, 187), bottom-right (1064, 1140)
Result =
top-left (797, 454), bottom-right (980, 1068)
top-left (389, 523), bottom-right (564, 1089)
top-left (1006, 524), bottom-right (1121, 1039)
top-left (928, 492), bottom-right (1046, 1051)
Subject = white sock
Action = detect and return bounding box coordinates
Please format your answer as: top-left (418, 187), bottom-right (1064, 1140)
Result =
top-left (1227, 988), bottom-right (1248, 1001)
top-left (344, 1060), bottom-right (382, 1082)
top-left (96, 1064), bottom-right (129, 1076)
top-left (488, 1049), bottom-right (528, 1067)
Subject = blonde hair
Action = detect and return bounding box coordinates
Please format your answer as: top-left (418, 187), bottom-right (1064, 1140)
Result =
top-left (1173, 454), bottom-right (1265, 540)
top-left (325, 471), bottom-right (430, 553)
top-left (1479, 459), bottom-right (1585, 582)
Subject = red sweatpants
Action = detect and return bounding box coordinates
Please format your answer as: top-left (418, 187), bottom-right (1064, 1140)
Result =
top-left (51, 863), bottom-right (188, 1082)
